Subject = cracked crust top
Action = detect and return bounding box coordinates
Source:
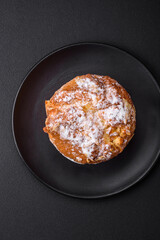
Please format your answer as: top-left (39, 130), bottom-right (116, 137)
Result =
top-left (43, 74), bottom-right (136, 164)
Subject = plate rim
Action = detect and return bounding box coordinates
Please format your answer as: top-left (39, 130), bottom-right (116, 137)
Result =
top-left (12, 42), bottom-right (160, 199)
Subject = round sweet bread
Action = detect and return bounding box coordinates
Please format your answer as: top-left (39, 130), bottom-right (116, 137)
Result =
top-left (43, 74), bottom-right (136, 164)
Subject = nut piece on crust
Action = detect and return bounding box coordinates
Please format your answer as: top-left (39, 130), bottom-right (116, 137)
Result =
top-left (43, 74), bottom-right (136, 164)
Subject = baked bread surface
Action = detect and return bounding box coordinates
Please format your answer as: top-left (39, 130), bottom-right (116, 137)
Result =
top-left (43, 74), bottom-right (136, 164)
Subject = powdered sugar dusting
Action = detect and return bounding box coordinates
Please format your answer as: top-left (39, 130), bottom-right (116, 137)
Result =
top-left (76, 157), bottom-right (82, 162)
top-left (102, 103), bottom-right (126, 125)
top-left (76, 77), bottom-right (99, 92)
top-left (54, 91), bottom-right (76, 102)
top-left (58, 104), bottom-right (101, 158)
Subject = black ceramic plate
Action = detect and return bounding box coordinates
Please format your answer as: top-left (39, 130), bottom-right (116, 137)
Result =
top-left (12, 43), bottom-right (160, 198)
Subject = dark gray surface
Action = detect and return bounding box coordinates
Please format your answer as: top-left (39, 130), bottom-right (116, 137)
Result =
top-left (0, 0), bottom-right (160, 239)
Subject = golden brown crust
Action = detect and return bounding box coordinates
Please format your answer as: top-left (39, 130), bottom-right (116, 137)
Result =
top-left (43, 74), bottom-right (136, 164)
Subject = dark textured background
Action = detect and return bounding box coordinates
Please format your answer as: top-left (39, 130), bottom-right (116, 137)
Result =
top-left (0, 1), bottom-right (160, 239)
